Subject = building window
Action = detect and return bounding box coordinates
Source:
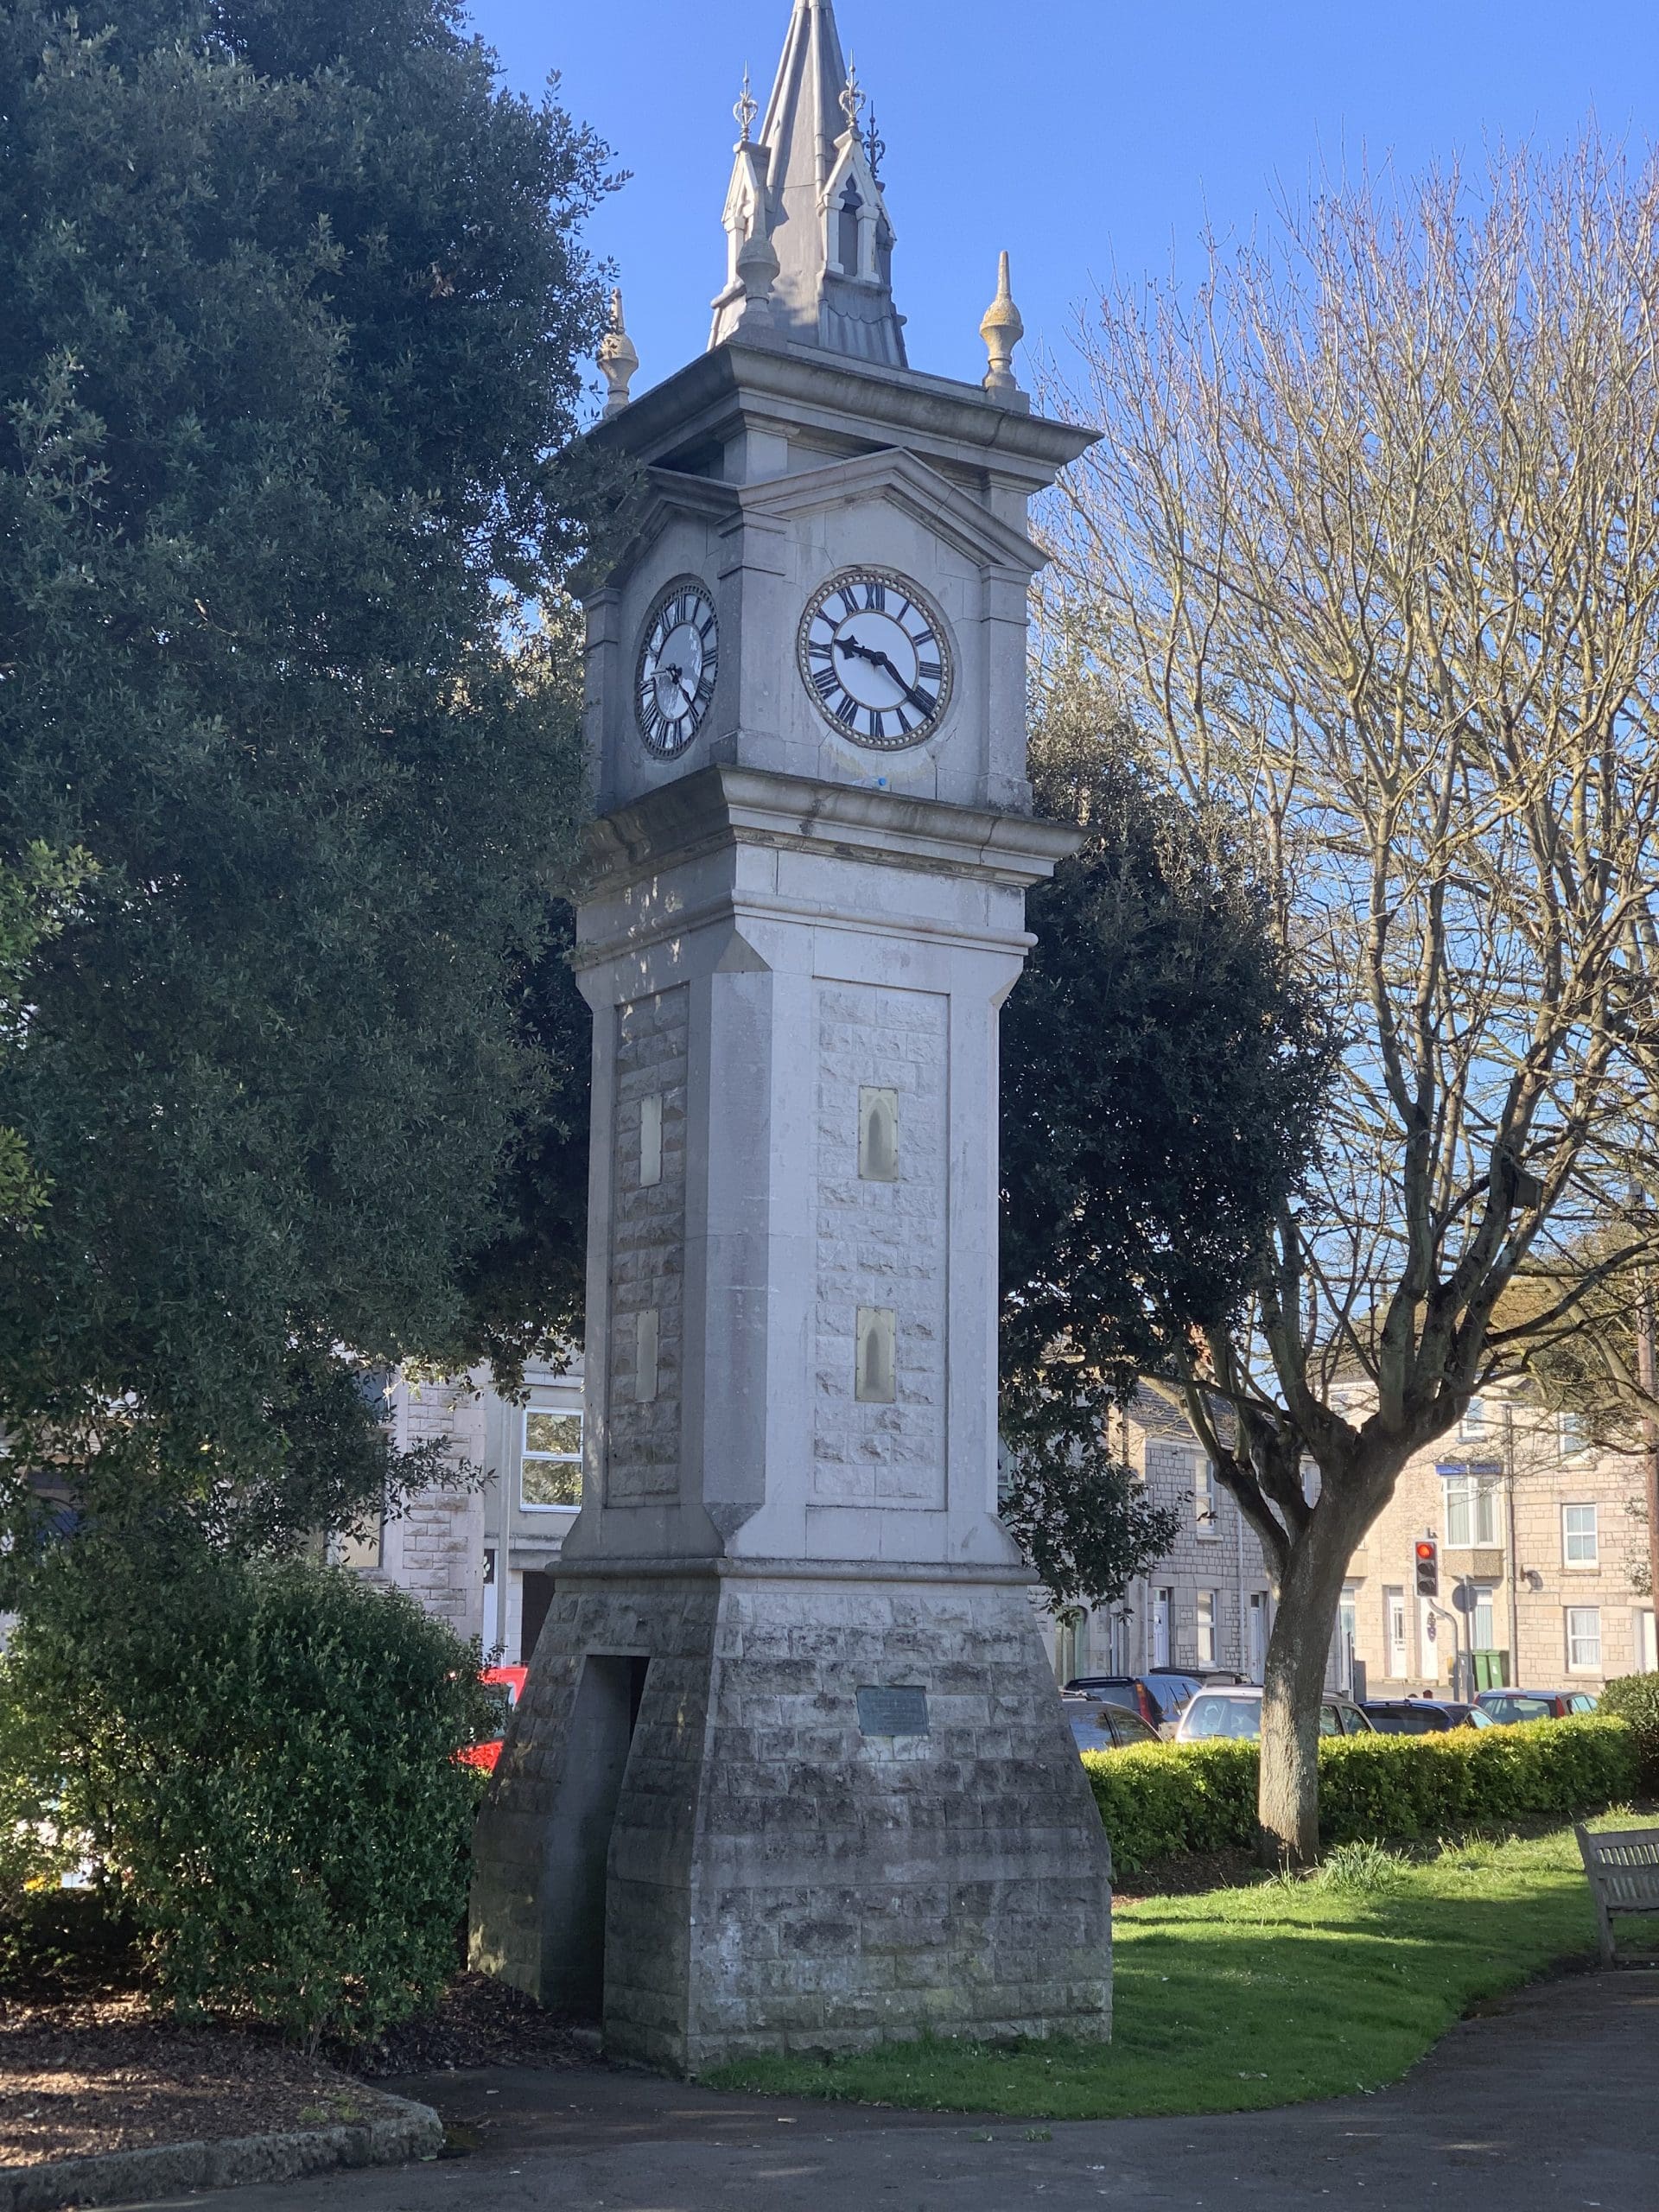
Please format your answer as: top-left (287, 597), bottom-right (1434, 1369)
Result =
top-left (522, 1410), bottom-right (582, 1510)
top-left (1384, 1586), bottom-right (1408, 1679)
top-left (1443, 1471), bottom-right (1500, 1548)
top-left (1152, 1587), bottom-right (1173, 1669)
top-left (336, 1514), bottom-right (385, 1572)
top-left (1459, 1397), bottom-right (1489, 1443)
top-left (1567, 1607), bottom-right (1602, 1675)
top-left (1558, 1409), bottom-right (1589, 1459)
top-left (1562, 1504), bottom-right (1599, 1568)
top-left (1471, 1586), bottom-right (1497, 1654)
top-left (1196, 1591), bottom-right (1218, 1669)
top-left (1194, 1458), bottom-right (1221, 1538)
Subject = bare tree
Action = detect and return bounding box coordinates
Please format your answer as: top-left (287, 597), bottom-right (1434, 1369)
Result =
top-left (1043, 140), bottom-right (1659, 1859)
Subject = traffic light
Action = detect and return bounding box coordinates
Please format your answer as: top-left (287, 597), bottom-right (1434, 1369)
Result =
top-left (1414, 1538), bottom-right (1440, 1600)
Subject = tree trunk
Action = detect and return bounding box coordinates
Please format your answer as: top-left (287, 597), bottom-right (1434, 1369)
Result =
top-left (1257, 1522), bottom-right (1357, 1866)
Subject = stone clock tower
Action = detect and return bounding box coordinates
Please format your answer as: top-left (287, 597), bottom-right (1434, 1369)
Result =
top-left (470, 0), bottom-right (1115, 2075)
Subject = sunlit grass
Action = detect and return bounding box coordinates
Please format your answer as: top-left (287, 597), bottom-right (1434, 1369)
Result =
top-left (708, 1819), bottom-right (1658, 2120)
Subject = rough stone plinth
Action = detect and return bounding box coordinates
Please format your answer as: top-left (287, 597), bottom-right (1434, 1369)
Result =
top-left (469, 1561), bottom-right (1113, 2075)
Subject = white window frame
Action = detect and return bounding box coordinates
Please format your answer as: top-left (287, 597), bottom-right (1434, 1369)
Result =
top-left (1562, 1503), bottom-right (1599, 1570)
top-left (1443, 1475), bottom-right (1471, 1549)
top-left (1566, 1606), bottom-right (1602, 1675)
top-left (1196, 1590), bottom-right (1218, 1669)
top-left (1471, 1586), bottom-right (1497, 1654)
top-left (1459, 1397), bottom-right (1489, 1444)
top-left (1194, 1457), bottom-right (1222, 1539)
top-left (1384, 1586), bottom-right (1408, 1680)
top-left (1558, 1409), bottom-right (1590, 1460)
top-left (520, 1408), bottom-right (583, 1512)
top-left (1442, 1471), bottom-right (1499, 1548)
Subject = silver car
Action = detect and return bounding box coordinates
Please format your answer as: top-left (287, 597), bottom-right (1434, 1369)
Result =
top-left (1174, 1685), bottom-right (1375, 1742)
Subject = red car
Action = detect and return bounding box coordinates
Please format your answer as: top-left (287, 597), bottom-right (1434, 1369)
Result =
top-left (459, 1665), bottom-right (529, 1773)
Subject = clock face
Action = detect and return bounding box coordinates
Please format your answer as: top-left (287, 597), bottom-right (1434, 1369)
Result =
top-left (636, 578), bottom-right (719, 758)
top-left (798, 569), bottom-right (953, 751)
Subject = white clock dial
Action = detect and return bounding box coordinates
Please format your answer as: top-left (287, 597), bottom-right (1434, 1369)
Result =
top-left (798, 569), bottom-right (953, 751)
top-left (636, 578), bottom-right (719, 758)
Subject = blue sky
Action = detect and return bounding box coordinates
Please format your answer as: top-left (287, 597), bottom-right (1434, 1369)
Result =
top-left (467, 0), bottom-right (1659, 408)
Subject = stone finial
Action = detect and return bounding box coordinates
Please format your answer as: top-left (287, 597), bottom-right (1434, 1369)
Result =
top-left (734, 225), bottom-right (781, 334)
top-left (980, 251), bottom-right (1025, 398)
top-left (597, 289), bottom-right (639, 419)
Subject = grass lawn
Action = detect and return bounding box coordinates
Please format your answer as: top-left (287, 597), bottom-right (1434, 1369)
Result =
top-left (709, 1821), bottom-right (1659, 2121)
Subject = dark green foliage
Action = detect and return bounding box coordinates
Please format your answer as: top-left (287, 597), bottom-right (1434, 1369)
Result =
top-left (1083, 1719), bottom-right (1638, 1874)
top-left (0, 842), bottom-right (92, 1227)
top-left (1002, 728), bottom-right (1336, 1403)
top-left (1000, 1451), bottom-right (1178, 1615)
top-left (1599, 1674), bottom-right (1659, 1795)
top-left (0, 0), bottom-right (613, 1552)
top-left (997, 725), bottom-right (1335, 1606)
top-left (0, 1541), bottom-right (493, 2045)
top-left (456, 896), bottom-right (594, 1386)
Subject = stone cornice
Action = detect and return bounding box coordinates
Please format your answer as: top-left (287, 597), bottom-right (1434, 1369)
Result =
top-left (581, 765), bottom-right (1084, 904)
top-left (594, 339), bottom-right (1098, 491)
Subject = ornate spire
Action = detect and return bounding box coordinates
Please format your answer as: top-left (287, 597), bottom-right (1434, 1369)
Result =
top-left (709, 0), bottom-right (906, 367)
top-left (980, 251), bottom-right (1025, 402)
top-left (839, 56), bottom-right (867, 136)
top-left (597, 289), bottom-right (639, 419)
top-left (734, 66), bottom-right (758, 144)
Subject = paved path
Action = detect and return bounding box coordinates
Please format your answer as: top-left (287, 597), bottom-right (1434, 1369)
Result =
top-left (114, 1971), bottom-right (1659, 2212)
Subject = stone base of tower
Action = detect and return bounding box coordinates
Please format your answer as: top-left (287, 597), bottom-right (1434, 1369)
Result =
top-left (468, 1562), bottom-right (1113, 2076)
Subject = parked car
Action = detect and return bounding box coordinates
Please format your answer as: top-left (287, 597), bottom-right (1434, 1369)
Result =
top-left (1174, 1686), bottom-right (1376, 1742)
top-left (1063, 1672), bottom-right (1204, 1733)
top-left (1474, 1688), bottom-right (1600, 1726)
top-left (1062, 1695), bottom-right (1164, 1754)
top-left (459, 1664), bottom-right (529, 1774)
top-left (1364, 1698), bottom-right (1493, 1734)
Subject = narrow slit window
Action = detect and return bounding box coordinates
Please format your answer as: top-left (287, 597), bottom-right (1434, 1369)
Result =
top-left (859, 1087), bottom-right (899, 1182)
top-left (855, 1306), bottom-right (896, 1404)
top-left (639, 1092), bottom-right (664, 1189)
top-left (635, 1309), bottom-right (659, 1404)
top-left (837, 181), bottom-right (863, 275)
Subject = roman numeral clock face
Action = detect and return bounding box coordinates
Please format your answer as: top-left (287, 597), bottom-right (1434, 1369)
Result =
top-left (635, 579), bottom-right (718, 758)
top-left (798, 570), bottom-right (953, 751)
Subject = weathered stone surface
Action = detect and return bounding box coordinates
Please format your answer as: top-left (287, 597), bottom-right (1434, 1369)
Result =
top-left (469, 1564), bottom-right (1112, 2077)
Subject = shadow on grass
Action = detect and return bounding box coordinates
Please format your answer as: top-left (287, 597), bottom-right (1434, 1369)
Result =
top-left (708, 1829), bottom-right (1629, 2122)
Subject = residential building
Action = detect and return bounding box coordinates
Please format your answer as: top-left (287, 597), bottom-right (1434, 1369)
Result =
top-left (335, 1357), bottom-right (584, 1666)
top-left (1338, 1391), bottom-right (1656, 1697)
top-left (1041, 1387), bottom-right (1283, 1688)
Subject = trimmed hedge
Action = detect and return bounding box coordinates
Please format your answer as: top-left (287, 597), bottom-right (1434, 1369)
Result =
top-left (1084, 1716), bottom-right (1637, 1873)
top-left (1599, 1675), bottom-right (1659, 1796)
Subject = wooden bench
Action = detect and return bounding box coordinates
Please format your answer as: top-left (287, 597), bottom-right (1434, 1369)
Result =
top-left (1576, 1825), bottom-right (1659, 1966)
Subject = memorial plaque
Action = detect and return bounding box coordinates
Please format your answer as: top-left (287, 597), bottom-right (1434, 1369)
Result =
top-left (857, 1685), bottom-right (931, 1738)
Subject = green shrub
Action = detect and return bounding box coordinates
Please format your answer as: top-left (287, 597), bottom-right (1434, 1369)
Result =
top-left (1083, 1716), bottom-right (1637, 1873)
top-left (1599, 1674), bottom-right (1659, 1796)
top-left (0, 1542), bottom-right (492, 2046)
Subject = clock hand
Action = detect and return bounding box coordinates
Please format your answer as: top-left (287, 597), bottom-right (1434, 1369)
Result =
top-left (837, 637), bottom-right (933, 715)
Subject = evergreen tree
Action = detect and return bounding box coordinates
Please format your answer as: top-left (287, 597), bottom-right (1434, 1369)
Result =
top-left (0, 0), bottom-right (613, 1568)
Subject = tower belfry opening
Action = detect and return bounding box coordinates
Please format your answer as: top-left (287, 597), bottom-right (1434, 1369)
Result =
top-left (469, 0), bottom-right (1114, 2077)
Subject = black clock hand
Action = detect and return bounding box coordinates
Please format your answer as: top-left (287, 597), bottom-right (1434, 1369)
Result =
top-left (837, 636), bottom-right (933, 715)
